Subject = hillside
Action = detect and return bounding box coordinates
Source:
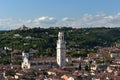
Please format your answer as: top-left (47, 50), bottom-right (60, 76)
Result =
top-left (0, 27), bottom-right (120, 57)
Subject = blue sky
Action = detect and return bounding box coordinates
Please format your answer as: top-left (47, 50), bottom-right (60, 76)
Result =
top-left (0, 0), bottom-right (120, 30)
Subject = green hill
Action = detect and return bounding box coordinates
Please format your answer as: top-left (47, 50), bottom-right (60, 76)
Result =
top-left (0, 27), bottom-right (120, 57)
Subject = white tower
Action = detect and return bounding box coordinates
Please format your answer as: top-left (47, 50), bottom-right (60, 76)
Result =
top-left (21, 51), bottom-right (30, 70)
top-left (57, 32), bottom-right (66, 67)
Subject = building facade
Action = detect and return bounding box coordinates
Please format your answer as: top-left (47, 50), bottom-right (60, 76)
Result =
top-left (21, 51), bottom-right (30, 70)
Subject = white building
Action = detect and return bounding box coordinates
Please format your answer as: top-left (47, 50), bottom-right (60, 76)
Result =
top-left (21, 51), bottom-right (57, 70)
top-left (110, 53), bottom-right (118, 58)
top-left (57, 32), bottom-right (66, 67)
top-left (21, 51), bottom-right (30, 70)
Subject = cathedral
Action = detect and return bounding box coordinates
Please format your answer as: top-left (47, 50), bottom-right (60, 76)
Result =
top-left (21, 32), bottom-right (66, 70)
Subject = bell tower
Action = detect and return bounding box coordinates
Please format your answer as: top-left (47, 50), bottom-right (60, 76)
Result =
top-left (57, 32), bottom-right (66, 67)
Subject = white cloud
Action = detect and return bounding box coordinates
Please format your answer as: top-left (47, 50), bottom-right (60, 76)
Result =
top-left (37, 16), bottom-right (55, 21)
top-left (1, 13), bottom-right (120, 30)
top-left (70, 13), bottom-right (120, 28)
top-left (34, 16), bottom-right (56, 23)
top-left (32, 16), bottom-right (56, 27)
top-left (104, 16), bottom-right (113, 19)
top-left (62, 17), bottom-right (74, 21)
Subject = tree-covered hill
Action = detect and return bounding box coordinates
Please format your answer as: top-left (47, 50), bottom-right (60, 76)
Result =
top-left (0, 27), bottom-right (120, 57)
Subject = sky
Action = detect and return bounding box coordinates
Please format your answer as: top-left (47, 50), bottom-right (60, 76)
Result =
top-left (0, 0), bottom-right (120, 30)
